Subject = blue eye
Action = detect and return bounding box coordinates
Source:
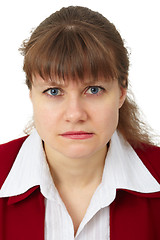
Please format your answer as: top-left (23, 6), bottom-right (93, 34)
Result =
top-left (90, 87), bottom-right (99, 94)
top-left (86, 86), bottom-right (104, 95)
top-left (50, 88), bottom-right (60, 95)
top-left (44, 88), bottom-right (61, 96)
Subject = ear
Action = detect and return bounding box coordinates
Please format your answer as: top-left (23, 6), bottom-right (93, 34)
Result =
top-left (119, 87), bottom-right (127, 108)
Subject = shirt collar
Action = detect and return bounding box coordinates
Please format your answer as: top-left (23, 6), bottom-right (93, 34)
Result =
top-left (104, 131), bottom-right (160, 192)
top-left (97, 131), bottom-right (160, 208)
top-left (0, 129), bottom-right (159, 201)
top-left (0, 129), bottom-right (56, 200)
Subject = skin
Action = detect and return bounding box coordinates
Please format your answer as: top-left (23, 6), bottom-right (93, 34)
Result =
top-left (30, 75), bottom-right (127, 234)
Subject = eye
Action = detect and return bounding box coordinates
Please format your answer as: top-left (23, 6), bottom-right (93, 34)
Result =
top-left (85, 86), bottom-right (105, 95)
top-left (43, 88), bottom-right (62, 96)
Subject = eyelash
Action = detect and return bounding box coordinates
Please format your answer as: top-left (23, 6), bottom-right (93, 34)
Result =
top-left (43, 88), bottom-right (63, 97)
top-left (85, 86), bottom-right (105, 96)
top-left (43, 86), bottom-right (105, 97)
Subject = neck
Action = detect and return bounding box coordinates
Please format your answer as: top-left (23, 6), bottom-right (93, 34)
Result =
top-left (44, 145), bottom-right (107, 189)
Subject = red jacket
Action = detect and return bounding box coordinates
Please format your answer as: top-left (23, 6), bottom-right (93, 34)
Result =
top-left (0, 136), bottom-right (160, 240)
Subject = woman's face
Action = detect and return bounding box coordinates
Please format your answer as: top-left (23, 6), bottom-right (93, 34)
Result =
top-left (30, 75), bottom-right (126, 160)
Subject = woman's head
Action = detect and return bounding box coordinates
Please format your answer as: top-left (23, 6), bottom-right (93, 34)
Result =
top-left (21, 6), bottom-right (129, 89)
top-left (20, 6), bottom-right (155, 148)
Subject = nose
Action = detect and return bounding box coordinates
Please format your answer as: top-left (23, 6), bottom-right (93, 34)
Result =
top-left (64, 96), bottom-right (88, 123)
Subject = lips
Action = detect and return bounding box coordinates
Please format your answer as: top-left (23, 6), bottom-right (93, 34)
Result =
top-left (60, 131), bottom-right (94, 140)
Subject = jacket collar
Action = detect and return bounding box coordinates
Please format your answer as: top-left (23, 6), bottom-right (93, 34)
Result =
top-left (2, 130), bottom-right (159, 206)
top-left (7, 186), bottom-right (40, 205)
top-left (7, 186), bottom-right (160, 206)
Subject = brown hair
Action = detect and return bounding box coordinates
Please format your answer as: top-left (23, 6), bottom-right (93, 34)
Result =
top-left (20, 6), bottom-right (157, 148)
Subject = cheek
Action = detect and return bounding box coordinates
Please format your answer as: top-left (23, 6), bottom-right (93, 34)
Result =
top-left (32, 102), bottom-right (58, 128)
top-left (102, 107), bottom-right (119, 125)
top-left (94, 101), bottom-right (119, 132)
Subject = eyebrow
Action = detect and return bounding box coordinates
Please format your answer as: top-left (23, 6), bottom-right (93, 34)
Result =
top-left (41, 79), bottom-right (109, 88)
top-left (44, 81), bottom-right (66, 87)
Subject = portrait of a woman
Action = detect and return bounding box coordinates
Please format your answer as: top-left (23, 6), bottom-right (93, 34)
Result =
top-left (0, 6), bottom-right (160, 240)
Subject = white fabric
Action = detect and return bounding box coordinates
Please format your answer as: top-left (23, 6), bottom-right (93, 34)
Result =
top-left (0, 129), bottom-right (159, 240)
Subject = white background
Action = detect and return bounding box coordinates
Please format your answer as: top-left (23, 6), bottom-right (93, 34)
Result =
top-left (0, 0), bottom-right (160, 144)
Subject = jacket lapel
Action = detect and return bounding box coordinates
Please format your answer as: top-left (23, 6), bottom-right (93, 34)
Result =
top-left (110, 189), bottom-right (160, 240)
top-left (0, 187), bottom-right (45, 240)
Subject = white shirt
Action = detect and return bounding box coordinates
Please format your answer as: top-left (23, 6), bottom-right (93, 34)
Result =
top-left (0, 129), bottom-right (159, 240)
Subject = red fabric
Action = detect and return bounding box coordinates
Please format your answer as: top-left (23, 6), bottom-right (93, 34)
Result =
top-left (0, 137), bottom-right (45, 240)
top-left (0, 136), bottom-right (28, 189)
top-left (0, 188), bottom-right (45, 240)
top-left (0, 137), bottom-right (160, 240)
top-left (110, 190), bottom-right (160, 240)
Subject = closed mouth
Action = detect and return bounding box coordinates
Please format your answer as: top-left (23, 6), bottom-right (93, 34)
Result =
top-left (60, 131), bottom-right (94, 140)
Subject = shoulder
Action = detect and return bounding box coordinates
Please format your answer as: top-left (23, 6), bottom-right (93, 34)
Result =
top-left (0, 136), bottom-right (28, 159)
top-left (0, 136), bottom-right (28, 188)
top-left (133, 144), bottom-right (160, 183)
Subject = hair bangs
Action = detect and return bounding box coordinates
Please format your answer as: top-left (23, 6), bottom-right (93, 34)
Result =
top-left (24, 25), bottom-right (118, 86)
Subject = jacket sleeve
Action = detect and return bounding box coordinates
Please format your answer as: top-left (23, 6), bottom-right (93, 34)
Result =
top-left (0, 136), bottom-right (28, 188)
top-left (134, 143), bottom-right (160, 183)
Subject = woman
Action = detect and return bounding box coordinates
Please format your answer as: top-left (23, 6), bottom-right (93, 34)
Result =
top-left (0, 6), bottom-right (160, 240)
